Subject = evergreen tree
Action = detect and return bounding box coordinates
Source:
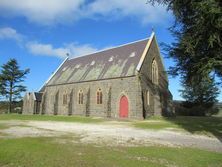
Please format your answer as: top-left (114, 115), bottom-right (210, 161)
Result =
top-left (0, 59), bottom-right (29, 113)
top-left (148, 0), bottom-right (222, 81)
top-left (0, 75), bottom-right (6, 99)
top-left (180, 74), bottom-right (219, 113)
top-left (147, 0), bottom-right (221, 112)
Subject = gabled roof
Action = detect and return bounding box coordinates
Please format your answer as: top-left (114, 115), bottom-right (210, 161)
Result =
top-left (24, 92), bottom-right (42, 101)
top-left (34, 92), bottom-right (43, 102)
top-left (46, 38), bottom-right (150, 86)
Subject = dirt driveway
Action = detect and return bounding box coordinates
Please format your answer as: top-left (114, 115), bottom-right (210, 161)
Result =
top-left (0, 120), bottom-right (222, 152)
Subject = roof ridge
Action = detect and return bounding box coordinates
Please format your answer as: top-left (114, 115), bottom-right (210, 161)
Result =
top-left (69, 37), bottom-right (149, 60)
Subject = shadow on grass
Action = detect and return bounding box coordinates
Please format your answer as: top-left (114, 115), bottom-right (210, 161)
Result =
top-left (163, 116), bottom-right (222, 142)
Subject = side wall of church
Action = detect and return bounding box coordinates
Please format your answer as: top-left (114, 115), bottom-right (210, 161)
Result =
top-left (139, 37), bottom-right (173, 117)
top-left (22, 93), bottom-right (35, 114)
top-left (42, 76), bottom-right (143, 119)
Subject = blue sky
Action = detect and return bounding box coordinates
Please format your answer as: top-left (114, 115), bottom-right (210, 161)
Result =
top-left (0, 0), bottom-right (221, 101)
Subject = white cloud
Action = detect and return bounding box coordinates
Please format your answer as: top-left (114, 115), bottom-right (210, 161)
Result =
top-left (26, 42), bottom-right (69, 58)
top-left (0, 0), bottom-right (170, 25)
top-left (65, 43), bottom-right (98, 57)
top-left (0, 27), bottom-right (24, 43)
top-left (26, 42), bottom-right (98, 58)
top-left (85, 0), bottom-right (169, 25)
top-left (0, 26), bottom-right (99, 58)
top-left (0, 0), bottom-right (84, 25)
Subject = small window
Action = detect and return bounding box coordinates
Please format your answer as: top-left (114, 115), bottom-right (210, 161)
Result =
top-left (147, 91), bottom-right (150, 106)
top-left (96, 88), bottom-right (102, 104)
top-left (78, 90), bottom-right (83, 104)
top-left (63, 94), bottom-right (67, 105)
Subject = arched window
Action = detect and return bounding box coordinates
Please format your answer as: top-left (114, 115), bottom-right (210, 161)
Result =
top-left (147, 90), bottom-right (150, 106)
top-left (151, 59), bottom-right (158, 84)
top-left (78, 90), bottom-right (83, 104)
top-left (63, 94), bottom-right (68, 105)
top-left (97, 88), bottom-right (103, 104)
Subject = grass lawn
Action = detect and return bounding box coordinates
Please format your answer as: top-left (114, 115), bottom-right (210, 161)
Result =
top-left (0, 114), bottom-right (222, 137)
top-left (0, 114), bottom-right (104, 123)
top-left (133, 116), bottom-right (222, 138)
top-left (0, 137), bottom-right (221, 167)
top-left (214, 109), bottom-right (222, 117)
top-left (0, 124), bottom-right (8, 130)
top-left (0, 114), bottom-right (222, 166)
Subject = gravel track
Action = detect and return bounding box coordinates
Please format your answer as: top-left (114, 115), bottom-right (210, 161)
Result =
top-left (0, 120), bottom-right (221, 152)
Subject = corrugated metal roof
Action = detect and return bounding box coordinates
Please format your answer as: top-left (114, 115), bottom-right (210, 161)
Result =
top-left (47, 39), bottom-right (149, 86)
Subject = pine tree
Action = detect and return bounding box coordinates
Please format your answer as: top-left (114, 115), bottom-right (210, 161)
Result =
top-left (0, 75), bottom-right (6, 99)
top-left (147, 0), bottom-right (221, 112)
top-left (148, 0), bottom-right (222, 81)
top-left (181, 76), bottom-right (219, 115)
top-left (0, 59), bottom-right (29, 113)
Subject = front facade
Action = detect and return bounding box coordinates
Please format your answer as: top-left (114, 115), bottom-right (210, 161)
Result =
top-left (23, 33), bottom-right (173, 119)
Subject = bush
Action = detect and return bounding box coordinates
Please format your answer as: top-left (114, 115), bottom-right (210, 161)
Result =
top-left (174, 101), bottom-right (219, 116)
top-left (0, 101), bottom-right (23, 114)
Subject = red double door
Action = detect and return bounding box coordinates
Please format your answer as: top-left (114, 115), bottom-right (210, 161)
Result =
top-left (119, 96), bottom-right (129, 118)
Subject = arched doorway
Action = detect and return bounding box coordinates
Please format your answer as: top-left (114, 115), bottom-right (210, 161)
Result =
top-left (119, 95), bottom-right (129, 118)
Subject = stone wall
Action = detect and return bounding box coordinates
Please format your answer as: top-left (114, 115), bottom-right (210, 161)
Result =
top-left (139, 36), bottom-right (172, 116)
top-left (42, 76), bottom-right (143, 119)
top-left (23, 93), bottom-right (35, 114)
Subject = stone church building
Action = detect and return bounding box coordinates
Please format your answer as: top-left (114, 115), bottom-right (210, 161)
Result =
top-left (23, 32), bottom-right (173, 119)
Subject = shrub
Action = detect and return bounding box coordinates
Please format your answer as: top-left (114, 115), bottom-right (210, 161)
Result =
top-left (174, 101), bottom-right (219, 116)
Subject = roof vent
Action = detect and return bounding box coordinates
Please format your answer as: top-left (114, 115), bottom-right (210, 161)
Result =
top-left (109, 56), bottom-right (114, 62)
top-left (75, 64), bottom-right (80, 68)
top-left (90, 61), bottom-right (95, 66)
top-left (130, 52), bottom-right (136, 57)
top-left (62, 67), bottom-right (67, 71)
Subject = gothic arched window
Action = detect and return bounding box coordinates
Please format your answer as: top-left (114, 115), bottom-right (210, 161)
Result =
top-left (78, 90), bottom-right (83, 104)
top-left (63, 94), bottom-right (68, 105)
top-left (151, 59), bottom-right (158, 85)
top-left (97, 88), bottom-right (103, 104)
top-left (147, 90), bottom-right (150, 106)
